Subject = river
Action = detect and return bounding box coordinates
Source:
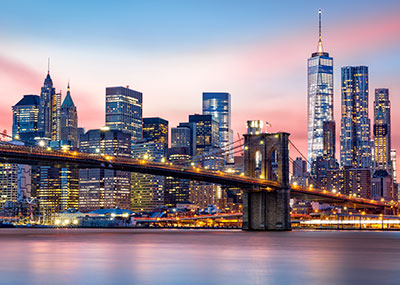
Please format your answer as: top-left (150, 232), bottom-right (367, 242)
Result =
top-left (0, 228), bottom-right (399, 284)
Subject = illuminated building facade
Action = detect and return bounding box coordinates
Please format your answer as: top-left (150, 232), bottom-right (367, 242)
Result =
top-left (38, 71), bottom-right (60, 141)
top-left (12, 95), bottom-right (41, 144)
top-left (78, 129), bottom-right (131, 212)
top-left (307, 9), bottom-right (334, 167)
top-left (131, 142), bottom-right (165, 212)
top-left (340, 66), bottom-right (371, 168)
top-left (391, 150), bottom-right (397, 183)
top-left (373, 88), bottom-right (391, 170)
top-left (164, 147), bottom-right (191, 207)
top-left (105, 86), bottom-right (143, 141)
top-left (60, 83), bottom-right (78, 148)
top-left (143, 117), bottom-right (168, 150)
top-left (188, 114), bottom-right (219, 155)
top-left (326, 167), bottom-right (371, 198)
top-left (202, 92), bottom-right (233, 163)
top-left (247, 120), bottom-right (264, 135)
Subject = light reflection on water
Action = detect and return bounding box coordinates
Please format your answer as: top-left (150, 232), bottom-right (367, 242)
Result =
top-left (1, 229), bottom-right (400, 284)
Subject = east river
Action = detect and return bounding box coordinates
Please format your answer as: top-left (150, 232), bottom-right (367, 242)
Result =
top-left (0, 229), bottom-right (400, 284)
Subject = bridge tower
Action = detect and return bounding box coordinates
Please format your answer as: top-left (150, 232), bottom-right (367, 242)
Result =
top-left (242, 132), bottom-right (291, 230)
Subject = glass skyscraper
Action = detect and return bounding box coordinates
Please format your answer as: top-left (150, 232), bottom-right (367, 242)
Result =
top-left (188, 114), bottom-right (219, 155)
top-left (202, 92), bottom-right (233, 163)
top-left (12, 94), bottom-right (41, 144)
top-left (105, 86), bottom-right (143, 141)
top-left (307, 10), bottom-right (334, 167)
top-left (340, 66), bottom-right (371, 168)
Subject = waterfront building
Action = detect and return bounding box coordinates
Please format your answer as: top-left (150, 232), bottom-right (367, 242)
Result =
top-left (60, 83), bottom-right (78, 148)
top-left (12, 95), bottom-right (41, 144)
top-left (171, 122), bottom-right (196, 156)
top-left (105, 86), bottom-right (143, 141)
top-left (143, 117), bottom-right (168, 150)
top-left (79, 129), bottom-right (131, 212)
top-left (373, 88), bottom-right (391, 170)
top-left (371, 170), bottom-right (396, 201)
top-left (188, 114), bottom-right (219, 155)
top-left (307, 9), bottom-right (334, 167)
top-left (38, 70), bottom-right (61, 141)
top-left (326, 167), bottom-right (371, 198)
top-left (164, 147), bottom-right (191, 207)
top-left (340, 66), bottom-right (371, 168)
top-left (202, 92), bottom-right (233, 163)
top-left (131, 142), bottom-right (165, 212)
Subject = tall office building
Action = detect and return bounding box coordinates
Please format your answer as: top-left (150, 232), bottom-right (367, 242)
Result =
top-left (105, 86), bottom-right (143, 141)
top-left (143, 117), bottom-right (168, 150)
top-left (60, 83), bottom-right (78, 148)
top-left (131, 142), bottom-right (165, 212)
top-left (340, 66), bottom-right (371, 168)
top-left (307, 9), bottom-right (334, 167)
top-left (171, 122), bottom-right (196, 156)
top-left (188, 114), bottom-right (219, 155)
top-left (373, 88), bottom-right (391, 170)
top-left (202, 92), bottom-right (233, 163)
top-left (38, 69), bottom-right (60, 141)
top-left (79, 129), bottom-right (131, 212)
top-left (12, 95), bottom-right (41, 144)
top-left (291, 157), bottom-right (309, 187)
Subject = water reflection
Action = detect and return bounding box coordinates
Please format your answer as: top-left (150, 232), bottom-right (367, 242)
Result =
top-left (0, 229), bottom-right (400, 284)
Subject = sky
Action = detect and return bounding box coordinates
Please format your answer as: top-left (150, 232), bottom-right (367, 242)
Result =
top-left (0, 0), bottom-right (400, 162)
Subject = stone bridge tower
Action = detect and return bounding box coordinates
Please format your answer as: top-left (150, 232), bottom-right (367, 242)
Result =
top-left (242, 132), bottom-right (291, 230)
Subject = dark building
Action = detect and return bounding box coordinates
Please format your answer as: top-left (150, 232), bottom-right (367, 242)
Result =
top-left (171, 122), bottom-right (196, 156)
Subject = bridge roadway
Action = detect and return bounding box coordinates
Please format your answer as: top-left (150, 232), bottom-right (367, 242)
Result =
top-left (0, 143), bottom-right (397, 211)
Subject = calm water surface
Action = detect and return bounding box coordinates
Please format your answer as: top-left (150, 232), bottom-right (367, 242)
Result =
top-left (1, 228), bottom-right (400, 285)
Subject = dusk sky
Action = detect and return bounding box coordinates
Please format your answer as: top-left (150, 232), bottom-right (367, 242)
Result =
top-left (1, 0), bottom-right (400, 159)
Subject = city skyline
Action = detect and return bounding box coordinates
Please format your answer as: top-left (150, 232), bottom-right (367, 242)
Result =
top-left (0, 1), bottom-right (400, 165)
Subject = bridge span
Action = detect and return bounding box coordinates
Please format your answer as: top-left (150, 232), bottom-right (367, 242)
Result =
top-left (0, 136), bottom-right (398, 231)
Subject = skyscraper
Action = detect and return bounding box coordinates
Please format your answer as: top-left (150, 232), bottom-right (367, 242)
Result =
top-left (60, 83), bottom-right (78, 148)
top-left (202, 92), bottom-right (232, 163)
top-left (143, 117), bottom-right (168, 150)
top-left (307, 9), bottom-right (334, 166)
top-left (340, 66), bottom-right (371, 168)
top-left (105, 86), bottom-right (143, 141)
top-left (38, 69), bottom-right (60, 141)
top-left (188, 114), bottom-right (219, 155)
top-left (373, 88), bottom-right (391, 170)
top-left (12, 95), bottom-right (41, 144)
top-left (78, 129), bottom-right (131, 212)
top-left (131, 142), bottom-right (165, 212)
top-left (171, 122), bottom-right (196, 156)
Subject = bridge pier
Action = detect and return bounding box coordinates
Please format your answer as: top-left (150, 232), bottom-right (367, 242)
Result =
top-left (242, 189), bottom-right (291, 230)
top-left (242, 132), bottom-right (291, 231)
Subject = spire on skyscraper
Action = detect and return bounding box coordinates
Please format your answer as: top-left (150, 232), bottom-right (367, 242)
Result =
top-left (317, 9), bottom-right (324, 54)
